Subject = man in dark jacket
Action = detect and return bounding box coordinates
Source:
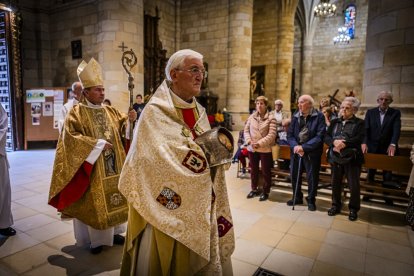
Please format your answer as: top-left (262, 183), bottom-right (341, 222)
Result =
top-left (325, 97), bottom-right (365, 221)
top-left (362, 91), bottom-right (401, 203)
top-left (287, 95), bottom-right (326, 211)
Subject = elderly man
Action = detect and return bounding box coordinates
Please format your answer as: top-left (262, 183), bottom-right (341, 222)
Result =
top-left (0, 104), bottom-right (15, 237)
top-left (118, 49), bottom-right (235, 275)
top-left (58, 81), bottom-right (83, 133)
top-left (287, 95), bottom-right (326, 211)
top-left (274, 99), bottom-right (289, 139)
top-left (362, 91), bottom-right (401, 203)
top-left (325, 97), bottom-right (365, 221)
top-left (48, 58), bottom-right (137, 254)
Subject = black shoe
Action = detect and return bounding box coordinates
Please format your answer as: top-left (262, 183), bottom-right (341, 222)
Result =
top-left (327, 207), bottom-right (341, 216)
top-left (287, 198), bottom-right (303, 206)
top-left (0, 227), bottom-right (16, 236)
top-left (385, 198), bottom-right (394, 206)
top-left (362, 196), bottom-right (370, 202)
top-left (308, 203), bottom-right (316, 211)
top-left (113, 234), bottom-right (125, 245)
top-left (259, 193), bottom-right (269, 201)
top-left (349, 210), bottom-right (358, 221)
top-left (90, 245), bottom-right (103, 254)
top-left (247, 190), bottom-right (259, 199)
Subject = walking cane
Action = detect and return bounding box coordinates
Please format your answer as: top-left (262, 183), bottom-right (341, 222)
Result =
top-left (292, 154), bottom-right (302, 210)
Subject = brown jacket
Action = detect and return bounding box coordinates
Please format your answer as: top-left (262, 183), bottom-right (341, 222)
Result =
top-left (244, 111), bottom-right (277, 153)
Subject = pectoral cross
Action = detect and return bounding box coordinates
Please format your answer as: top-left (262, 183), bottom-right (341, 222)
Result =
top-left (118, 42), bottom-right (128, 52)
top-left (104, 129), bottom-right (112, 140)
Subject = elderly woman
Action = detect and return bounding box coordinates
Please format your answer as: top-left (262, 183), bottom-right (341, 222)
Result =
top-left (324, 97), bottom-right (365, 221)
top-left (244, 96), bottom-right (277, 201)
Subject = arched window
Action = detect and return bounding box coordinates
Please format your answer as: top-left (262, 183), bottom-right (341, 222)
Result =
top-left (344, 4), bottom-right (356, 39)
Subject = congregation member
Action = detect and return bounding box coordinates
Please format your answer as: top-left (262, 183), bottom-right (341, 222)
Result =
top-left (232, 129), bottom-right (249, 177)
top-left (406, 144), bottom-right (414, 231)
top-left (287, 95), bottom-right (326, 211)
top-left (48, 58), bottom-right (137, 254)
top-left (362, 91), bottom-right (401, 204)
top-left (244, 96), bottom-right (277, 201)
top-left (58, 81), bottom-right (83, 133)
top-left (118, 49), bottom-right (235, 275)
top-left (0, 103), bottom-right (15, 237)
top-left (325, 97), bottom-right (365, 221)
top-left (273, 99), bottom-right (289, 136)
top-left (132, 94), bottom-right (146, 119)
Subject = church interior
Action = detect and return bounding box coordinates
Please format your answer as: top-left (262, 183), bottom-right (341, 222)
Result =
top-left (1, 0), bottom-right (414, 275)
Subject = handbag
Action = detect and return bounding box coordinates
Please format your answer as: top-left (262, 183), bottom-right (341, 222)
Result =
top-left (328, 147), bottom-right (357, 165)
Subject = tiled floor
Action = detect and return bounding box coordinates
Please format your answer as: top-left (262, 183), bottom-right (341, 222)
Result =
top-left (1, 148), bottom-right (414, 275)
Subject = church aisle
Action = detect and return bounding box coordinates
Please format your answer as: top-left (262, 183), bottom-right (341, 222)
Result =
top-left (0, 149), bottom-right (413, 275)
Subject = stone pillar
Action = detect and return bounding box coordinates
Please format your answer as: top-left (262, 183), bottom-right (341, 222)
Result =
top-left (226, 0), bottom-right (253, 129)
top-left (275, 0), bottom-right (298, 112)
top-left (362, 0), bottom-right (414, 145)
top-left (300, 36), bottom-right (313, 95)
top-left (97, 0), bottom-right (144, 111)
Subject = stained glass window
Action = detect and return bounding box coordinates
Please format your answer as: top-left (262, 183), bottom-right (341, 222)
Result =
top-left (344, 4), bottom-right (356, 39)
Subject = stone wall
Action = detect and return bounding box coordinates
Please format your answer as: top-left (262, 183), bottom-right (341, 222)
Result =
top-left (309, 0), bottom-right (368, 104)
top-left (251, 0), bottom-right (278, 106)
top-left (180, 0), bottom-right (231, 110)
top-left (143, 0), bottom-right (178, 56)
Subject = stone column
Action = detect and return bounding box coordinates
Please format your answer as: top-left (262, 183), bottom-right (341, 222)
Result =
top-left (275, 0), bottom-right (298, 112)
top-left (226, 0), bottom-right (253, 129)
top-left (362, 0), bottom-right (414, 145)
top-left (97, 0), bottom-right (144, 111)
top-left (300, 36), bottom-right (314, 95)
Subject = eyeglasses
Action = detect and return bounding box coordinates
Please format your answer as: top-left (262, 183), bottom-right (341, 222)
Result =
top-left (176, 67), bottom-right (208, 78)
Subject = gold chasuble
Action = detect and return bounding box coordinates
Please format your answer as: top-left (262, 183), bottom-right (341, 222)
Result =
top-left (119, 80), bottom-right (235, 275)
top-left (48, 103), bottom-right (128, 230)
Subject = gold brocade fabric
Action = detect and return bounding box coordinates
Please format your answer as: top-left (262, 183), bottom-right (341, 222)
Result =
top-left (48, 104), bottom-right (128, 230)
top-left (118, 80), bottom-right (235, 274)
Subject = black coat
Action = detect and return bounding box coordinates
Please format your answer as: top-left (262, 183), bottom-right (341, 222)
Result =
top-left (325, 116), bottom-right (365, 165)
top-left (363, 107), bottom-right (401, 154)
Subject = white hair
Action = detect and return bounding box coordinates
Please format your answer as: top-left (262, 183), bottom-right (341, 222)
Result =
top-left (274, 99), bottom-right (284, 106)
top-left (298, 94), bottom-right (315, 105)
top-left (165, 49), bottom-right (203, 81)
top-left (377, 91), bottom-right (393, 101)
top-left (71, 81), bottom-right (82, 91)
top-left (342, 96), bottom-right (361, 112)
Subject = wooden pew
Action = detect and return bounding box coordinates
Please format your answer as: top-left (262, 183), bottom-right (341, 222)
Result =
top-left (271, 145), bottom-right (412, 204)
top-left (358, 153), bottom-right (412, 202)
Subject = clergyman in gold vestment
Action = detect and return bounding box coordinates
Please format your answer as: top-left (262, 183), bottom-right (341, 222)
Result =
top-left (48, 58), bottom-right (137, 254)
top-left (118, 49), bottom-right (235, 275)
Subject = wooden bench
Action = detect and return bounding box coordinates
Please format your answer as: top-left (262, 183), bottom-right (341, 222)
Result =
top-left (271, 144), bottom-right (412, 204)
top-left (358, 153), bottom-right (412, 203)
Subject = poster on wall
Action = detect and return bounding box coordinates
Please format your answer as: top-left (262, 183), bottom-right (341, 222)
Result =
top-left (43, 102), bottom-right (53, 116)
top-left (31, 103), bottom-right (41, 126)
top-left (26, 90), bottom-right (46, 103)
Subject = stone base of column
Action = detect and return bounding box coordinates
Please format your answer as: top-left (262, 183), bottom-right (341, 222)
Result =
top-left (227, 112), bottom-right (251, 131)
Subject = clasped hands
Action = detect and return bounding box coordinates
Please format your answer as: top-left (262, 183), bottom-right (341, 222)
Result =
top-left (333, 139), bottom-right (346, 153)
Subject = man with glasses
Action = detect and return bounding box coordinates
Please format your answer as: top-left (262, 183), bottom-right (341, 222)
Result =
top-left (118, 49), bottom-right (234, 275)
top-left (362, 91), bottom-right (401, 204)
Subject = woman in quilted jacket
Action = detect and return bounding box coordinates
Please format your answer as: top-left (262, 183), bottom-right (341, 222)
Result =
top-left (244, 96), bottom-right (277, 201)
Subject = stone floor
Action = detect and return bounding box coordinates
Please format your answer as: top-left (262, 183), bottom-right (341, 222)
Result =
top-left (1, 149), bottom-right (414, 275)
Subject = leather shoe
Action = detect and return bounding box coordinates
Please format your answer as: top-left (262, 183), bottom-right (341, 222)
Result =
top-left (113, 234), bottom-right (125, 245)
top-left (385, 198), bottom-right (394, 206)
top-left (327, 207), bottom-right (341, 216)
top-left (287, 198), bottom-right (303, 206)
top-left (247, 190), bottom-right (259, 199)
top-left (348, 210), bottom-right (358, 221)
top-left (90, 245), bottom-right (103, 254)
top-left (0, 227), bottom-right (16, 236)
top-left (259, 193), bottom-right (269, 201)
top-left (362, 196), bottom-right (370, 202)
top-left (308, 202), bottom-right (316, 211)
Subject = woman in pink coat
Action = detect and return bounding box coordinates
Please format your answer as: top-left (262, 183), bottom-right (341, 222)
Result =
top-left (244, 96), bottom-right (277, 201)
